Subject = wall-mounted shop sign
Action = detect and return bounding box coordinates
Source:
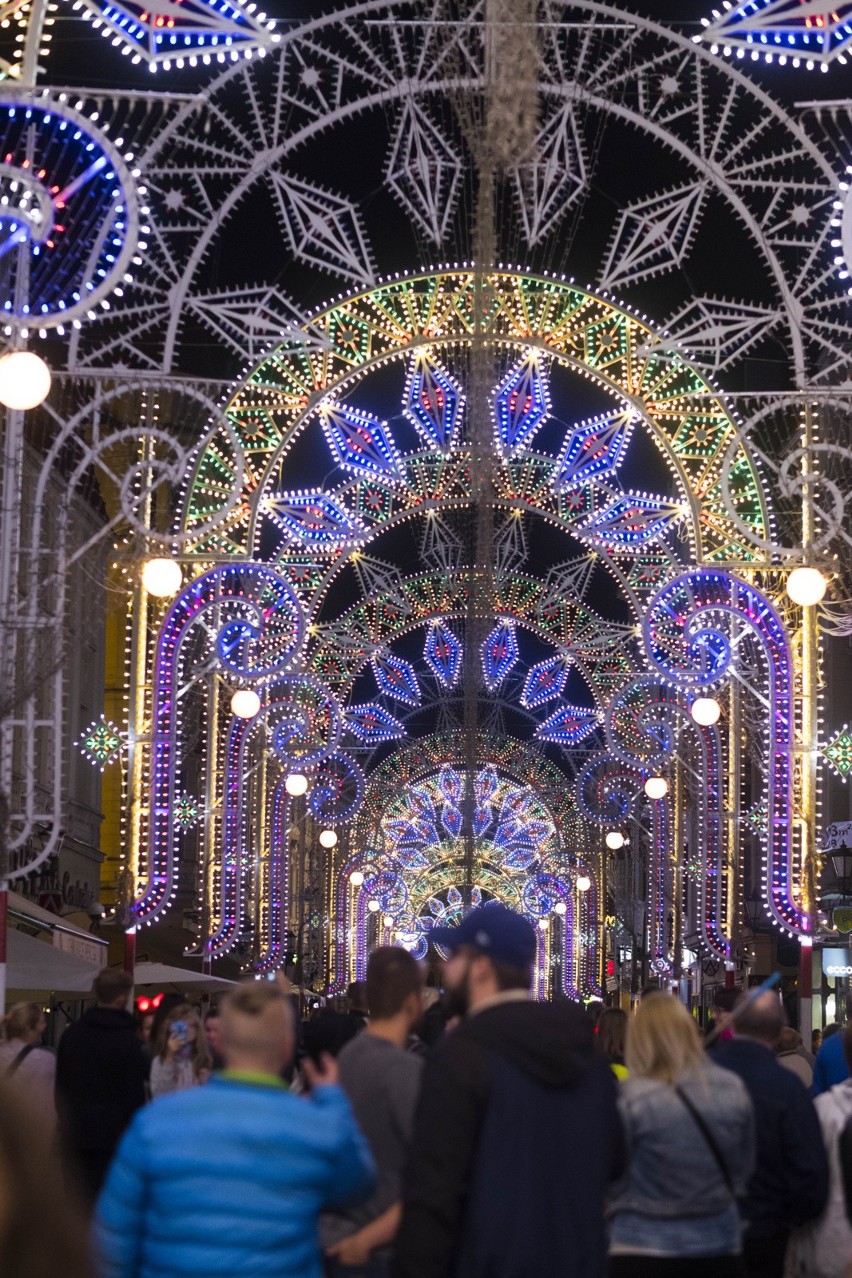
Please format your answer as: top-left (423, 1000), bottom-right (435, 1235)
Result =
top-left (822, 947), bottom-right (852, 978)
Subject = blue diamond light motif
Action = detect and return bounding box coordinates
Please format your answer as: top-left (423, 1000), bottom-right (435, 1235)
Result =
top-left (537, 704), bottom-right (600, 745)
top-left (404, 354), bottom-right (463, 452)
top-left (372, 651), bottom-right (421, 706)
top-left (265, 492), bottom-right (362, 547)
top-left (320, 402), bottom-right (404, 483)
top-left (521, 656), bottom-right (569, 709)
top-left (424, 620), bottom-right (463, 686)
top-left (481, 620), bottom-right (519, 691)
top-left (494, 353), bottom-right (551, 453)
top-left (555, 409), bottom-right (636, 492)
top-left (580, 492), bottom-right (685, 553)
top-left (345, 703), bottom-right (407, 743)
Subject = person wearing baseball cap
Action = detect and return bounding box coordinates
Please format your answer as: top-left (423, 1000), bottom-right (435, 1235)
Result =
top-left (394, 902), bottom-right (626, 1278)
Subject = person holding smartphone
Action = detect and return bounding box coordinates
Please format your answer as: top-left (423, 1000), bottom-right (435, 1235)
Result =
top-left (149, 1005), bottom-right (211, 1098)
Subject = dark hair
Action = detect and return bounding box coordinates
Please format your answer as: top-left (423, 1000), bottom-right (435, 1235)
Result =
top-left (302, 1009), bottom-right (359, 1063)
top-left (712, 987), bottom-right (739, 1014)
top-left (366, 946), bottom-right (424, 1019)
top-left (733, 991), bottom-right (785, 1045)
top-left (93, 967), bottom-right (133, 1006)
top-left (597, 1007), bottom-right (628, 1064)
top-left (0, 1081), bottom-right (93, 1277)
top-left (489, 956), bottom-right (533, 993)
top-left (346, 981), bottom-right (369, 1013)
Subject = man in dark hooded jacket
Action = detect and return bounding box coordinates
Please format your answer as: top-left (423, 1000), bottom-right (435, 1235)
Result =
top-left (393, 904), bottom-right (625, 1278)
top-left (55, 966), bottom-right (147, 1202)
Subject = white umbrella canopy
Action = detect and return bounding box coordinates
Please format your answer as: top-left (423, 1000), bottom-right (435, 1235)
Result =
top-left (132, 962), bottom-right (236, 993)
top-left (7, 928), bottom-right (101, 996)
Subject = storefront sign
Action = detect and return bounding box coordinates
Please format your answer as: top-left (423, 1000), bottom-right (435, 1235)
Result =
top-left (53, 930), bottom-right (102, 968)
top-left (822, 947), bottom-right (852, 977)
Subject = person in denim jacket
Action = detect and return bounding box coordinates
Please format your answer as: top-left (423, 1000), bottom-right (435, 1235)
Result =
top-left (609, 995), bottom-right (754, 1278)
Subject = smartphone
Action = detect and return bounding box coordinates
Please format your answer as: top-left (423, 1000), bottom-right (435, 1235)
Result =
top-left (171, 1020), bottom-right (189, 1044)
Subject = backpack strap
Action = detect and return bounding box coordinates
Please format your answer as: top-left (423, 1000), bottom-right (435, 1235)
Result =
top-left (7, 1042), bottom-right (37, 1075)
top-left (674, 1084), bottom-right (736, 1199)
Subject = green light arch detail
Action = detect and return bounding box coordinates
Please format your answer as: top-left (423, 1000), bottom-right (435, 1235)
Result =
top-left (182, 269), bottom-right (768, 564)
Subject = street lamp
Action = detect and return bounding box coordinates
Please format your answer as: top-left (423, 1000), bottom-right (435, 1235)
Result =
top-left (141, 556), bottom-right (183, 597)
top-left (786, 566), bottom-right (827, 607)
top-left (0, 349), bottom-right (51, 409)
top-left (230, 688), bottom-right (261, 719)
top-left (644, 776), bottom-right (668, 800)
top-left (605, 831), bottom-right (625, 850)
top-left (318, 829), bottom-right (338, 849)
top-left (285, 773), bottom-right (309, 797)
top-left (576, 874), bottom-right (592, 892)
top-left (829, 842), bottom-right (852, 898)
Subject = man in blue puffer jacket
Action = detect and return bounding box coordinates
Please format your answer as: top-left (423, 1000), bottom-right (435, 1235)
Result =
top-left (93, 981), bottom-right (376, 1278)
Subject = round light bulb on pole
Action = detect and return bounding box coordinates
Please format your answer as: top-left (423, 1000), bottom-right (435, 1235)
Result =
top-left (349, 870), bottom-right (364, 886)
top-left (538, 917), bottom-right (550, 930)
top-left (230, 688), bottom-right (261, 719)
top-left (383, 915), bottom-right (394, 928)
top-left (367, 899), bottom-right (380, 913)
top-left (605, 831), bottom-right (625, 850)
top-left (644, 776), bottom-right (669, 800)
top-left (576, 875), bottom-right (592, 893)
top-left (318, 829), bottom-right (338, 849)
top-left (690, 697), bottom-right (721, 726)
top-left (0, 350), bottom-right (51, 410)
top-left (786, 566), bottom-right (827, 607)
top-left (554, 901), bottom-right (567, 916)
top-left (141, 557), bottom-right (183, 597)
top-left (285, 772), bottom-right (308, 797)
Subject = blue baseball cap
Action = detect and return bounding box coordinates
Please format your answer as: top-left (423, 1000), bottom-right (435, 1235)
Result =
top-left (430, 902), bottom-right (537, 967)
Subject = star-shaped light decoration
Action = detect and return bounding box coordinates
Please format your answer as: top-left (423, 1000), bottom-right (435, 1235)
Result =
top-left (77, 716), bottom-right (124, 769)
top-left (743, 799), bottom-right (769, 834)
top-left (823, 725), bottom-right (852, 781)
top-left (175, 794), bottom-right (201, 829)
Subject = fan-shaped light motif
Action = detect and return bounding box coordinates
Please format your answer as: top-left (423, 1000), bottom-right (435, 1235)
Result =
top-left (493, 352), bottom-right (551, 453)
top-left (372, 651), bottom-right (421, 706)
top-left (424, 619), bottom-right (463, 686)
top-left (320, 402), bottom-right (403, 483)
top-left (404, 353), bottom-right (463, 452)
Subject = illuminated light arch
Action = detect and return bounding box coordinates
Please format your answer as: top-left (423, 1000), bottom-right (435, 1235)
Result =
top-left (180, 271), bottom-right (769, 572)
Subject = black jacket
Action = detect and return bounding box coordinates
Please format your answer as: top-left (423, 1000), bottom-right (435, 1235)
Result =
top-left (394, 998), bottom-right (626, 1278)
top-left (55, 1007), bottom-right (147, 1155)
top-left (714, 1037), bottom-right (829, 1239)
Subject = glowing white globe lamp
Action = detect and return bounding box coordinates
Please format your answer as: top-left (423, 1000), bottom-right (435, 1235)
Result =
top-left (605, 831), bottom-right (625, 850)
top-left (644, 776), bottom-right (669, 800)
top-left (367, 899), bottom-right (380, 913)
top-left (285, 772), bottom-right (308, 797)
top-left (230, 688), bottom-right (261, 719)
top-left (383, 915), bottom-right (394, 928)
top-left (554, 901), bottom-right (567, 916)
top-left (349, 870), bottom-right (364, 886)
top-left (576, 874), bottom-right (592, 892)
top-left (786, 566), bottom-right (827, 607)
top-left (0, 350), bottom-right (51, 410)
top-left (691, 697), bottom-right (721, 727)
top-left (538, 917), bottom-right (550, 930)
top-left (318, 829), bottom-right (338, 849)
top-left (141, 557), bottom-right (183, 597)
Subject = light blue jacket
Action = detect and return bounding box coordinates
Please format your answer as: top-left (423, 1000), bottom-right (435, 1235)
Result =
top-left (94, 1075), bottom-right (376, 1278)
top-left (609, 1063), bottom-right (754, 1255)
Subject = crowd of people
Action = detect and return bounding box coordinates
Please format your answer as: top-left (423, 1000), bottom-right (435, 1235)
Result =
top-left (0, 902), bottom-right (851, 1278)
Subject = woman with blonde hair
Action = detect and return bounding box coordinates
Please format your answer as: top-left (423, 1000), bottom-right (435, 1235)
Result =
top-left (0, 1002), bottom-right (55, 1120)
top-left (149, 1004), bottom-right (211, 1098)
top-left (609, 994), bottom-right (754, 1276)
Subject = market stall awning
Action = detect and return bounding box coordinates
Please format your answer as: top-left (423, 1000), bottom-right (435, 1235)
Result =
top-left (132, 962), bottom-right (236, 993)
top-left (7, 928), bottom-right (101, 996)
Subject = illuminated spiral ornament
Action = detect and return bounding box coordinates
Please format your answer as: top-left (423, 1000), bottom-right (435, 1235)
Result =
top-left (576, 755), bottom-right (643, 825)
top-left (0, 95), bottom-right (140, 330)
top-left (605, 676), bottom-right (683, 770)
top-left (363, 869), bottom-right (408, 916)
top-left (643, 569), bottom-right (803, 936)
top-left (522, 872), bottom-right (570, 918)
top-left (134, 562), bottom-right (302, 926)
top-left (308, 752), bottom-right (364, 824)
top-left (266, 675), bottom-right (341, 770)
